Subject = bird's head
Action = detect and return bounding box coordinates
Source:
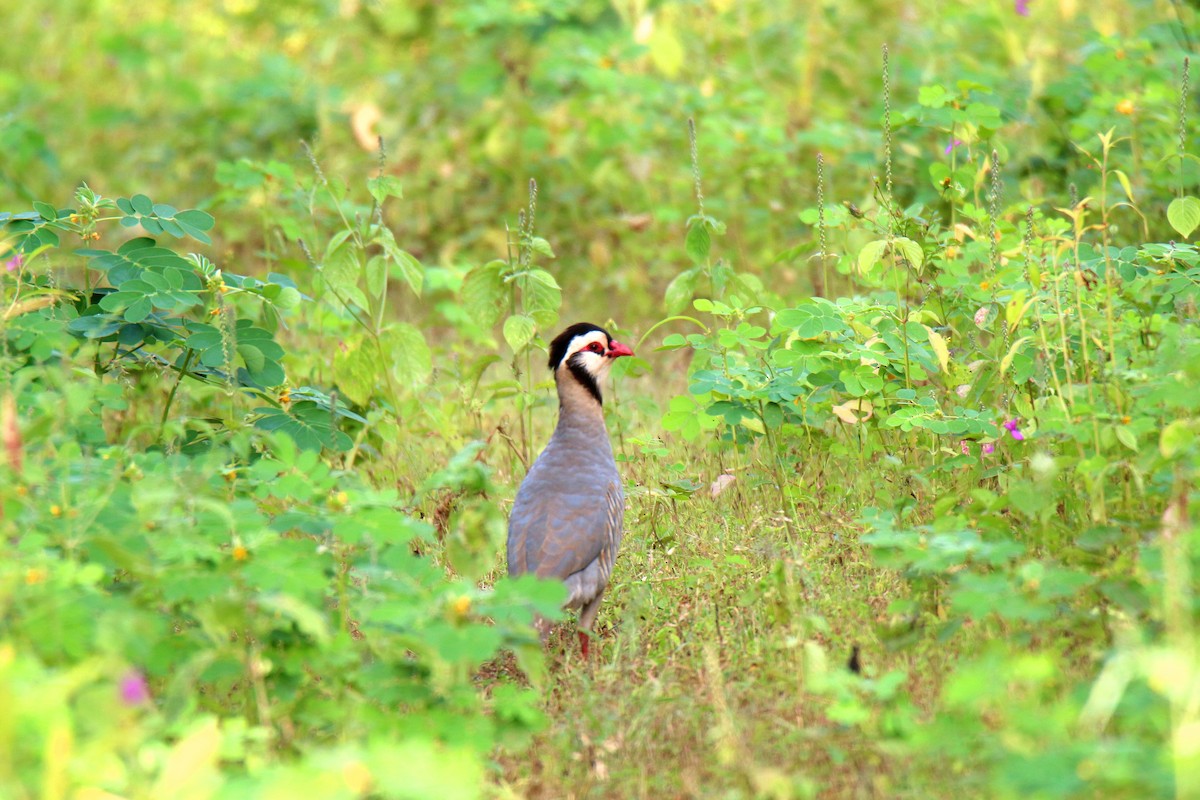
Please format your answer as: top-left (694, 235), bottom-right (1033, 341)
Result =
top-left (548, 322), bottom-right (633, 405)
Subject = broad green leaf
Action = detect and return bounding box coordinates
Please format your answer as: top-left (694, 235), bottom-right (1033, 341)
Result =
top-left (1005, 289), bottom-right (1035, 329)
top-left (925, 326), bottom-right (950, 373)
top-left (1167, 196), bottom-right (1200, 239)
top-left (685, 221), bottom-right (711, 265)
top-left (322, 237), bottom-right (361, 298)
top-left (386, 322), bottom-right (432, 387)
top-left (33, 201), bottom-right (57, 221)
top-left (391, 249), bottom-right (423, 295)
top-left (129, 194), bottom-right (154, 215)
top-left (918, 84), bottom-right (950, 108)
top-left (460, 261), bottom-right (507, 327)
top-left (529, 237), bottom-right (555, 258)
top-left (334, 338), bottom-right (380, 406)
top-left (365, 255), bottom-right (388, 299)
top-left (893, 237), bottom-right (924, 272)
top-left (664, 267), bottom-right (699, 314)
top-left (368, 174), bottom-right (404, 203)
top-left (503, 314), bottom-right (536, 353)
top-left (1000, 336), bottom-right (1032, 376)
top-left (857, 239), bottom-right (887, 275)
top-left (175, 209), bottom-right (215, 231)
top-left (1114, 425), bottom-right (1138, 453)
top-left (648, 20), bottom-right (684, 76)
top-left (518, 271), bottom-right (560, 329)
top-left (1160, 419), bottom-right (1195, 458)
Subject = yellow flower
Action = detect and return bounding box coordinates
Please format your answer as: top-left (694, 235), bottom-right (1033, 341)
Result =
top-left (25, 567), bottom-right (47, 585)
top-left (451, 595), bottom-right (471, 618)
top-left (232, 545), bottom-right (249, 561)
top-left (1116, 99), bottom-right (1135, 116)
top-left (50, 504), bottom-right (62, 517)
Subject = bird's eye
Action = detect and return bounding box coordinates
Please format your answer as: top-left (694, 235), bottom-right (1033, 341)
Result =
top-left (585, 342), bottom-right (605, 354)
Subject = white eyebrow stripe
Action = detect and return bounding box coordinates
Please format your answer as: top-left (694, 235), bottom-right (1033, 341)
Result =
top-left (560, 331), bottom-right (609, 366)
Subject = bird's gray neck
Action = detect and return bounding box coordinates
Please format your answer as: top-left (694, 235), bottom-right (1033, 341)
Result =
top-left (554, 371), bottom-right (608, 435)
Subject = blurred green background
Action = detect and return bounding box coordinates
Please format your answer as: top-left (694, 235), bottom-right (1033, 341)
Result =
top-left (5, 0), bottom-right (1189, 322)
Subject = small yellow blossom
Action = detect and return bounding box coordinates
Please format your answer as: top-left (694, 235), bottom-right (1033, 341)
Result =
top-left (1116, 99), bottom-right (1135, 116)
top-left (50, 504), bottom-right (62, 517)
top-left (25, 568), bottom-right (47, 585)
top-left (232, 545), bottom-right (249, 561)
top-left (451, 595), bottom-right (471, 618)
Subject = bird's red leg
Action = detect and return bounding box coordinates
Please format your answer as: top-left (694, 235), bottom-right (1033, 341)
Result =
top-left (578, 630), bottom-right (590, 659)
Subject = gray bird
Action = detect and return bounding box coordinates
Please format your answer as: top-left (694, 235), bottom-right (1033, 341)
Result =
top-left (507, 322), bottom-right (634, 657)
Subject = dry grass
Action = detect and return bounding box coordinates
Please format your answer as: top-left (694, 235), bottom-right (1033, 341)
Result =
top-left (485, 435), bottom-right (972, 799)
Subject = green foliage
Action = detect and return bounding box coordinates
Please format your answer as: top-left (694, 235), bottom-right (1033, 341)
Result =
top-left (3, 1), bottom-right (1200, 797)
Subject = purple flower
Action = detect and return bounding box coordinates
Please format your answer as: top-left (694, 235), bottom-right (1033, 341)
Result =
top-left (944, 139), bottom-right (965, 156)
top-left (119, 670), bottom-right (150, 706)
top-left (1014, 0), bottom-right (1032, 16)
top-left (2, 254), bottom-right (21, 273)
top-left (1003, 418), bottom-right (1025, 441)
top-left (982, 442), bottom-right (995, 455)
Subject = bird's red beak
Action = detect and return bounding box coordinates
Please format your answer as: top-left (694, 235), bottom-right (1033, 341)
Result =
top-left (607, 341), bottom-right (634, 359)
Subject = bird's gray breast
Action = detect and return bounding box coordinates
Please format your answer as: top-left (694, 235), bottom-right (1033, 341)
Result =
top-left (507, 425), bottom-right (623, 600)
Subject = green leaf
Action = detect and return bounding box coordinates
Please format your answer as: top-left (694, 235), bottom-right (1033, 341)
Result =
top-left (664, 268), bottom-right (699, 314)
top-left (925, 326), bottom-right (950, 373)
top-left (460, 261), bottom-right (507, 328)
top-left (648, 21), bottom-right (685, 76)
top-left (322, 237), bottom-right (361, 298)
top-left (518, 270), bottom-right (560, 329)
top-left (391, 249), bottom-right (424, 296)
top-left (529, 237), bottom-right (555, 258)
top-left (1167, 196), bottom-right (1200, 239)
top-left (386, 322), bottom-right (432, 387)
top-left (33, 201), bottom-right (57, 221)
top-left (685, 221), bottom-right (711, 265)
top-left (857, 239), bottom-right (887, 275)
top-left (503, 314), bottom-right (536, 353)
top-left (1114, 425), bottom-right (1138, 453)
top-left (893, 237), bottom-right (924, 272)
top-left (918, 84), bottom-right (950, 108)
top-left (365, 255), bottom-right (388, 299)
top-left (1112, 169), bottom-right (1135, 203)
top-left (367, 175), bottom-right (404, 204)
top-left (174, 209), bottom-right (215, 232)
top-left (1160, 419), bottom-right (1195, 458)
top-left (130, 194), bottom-right (153, 215)
top-left (333, 336), bottom-right (379, 407)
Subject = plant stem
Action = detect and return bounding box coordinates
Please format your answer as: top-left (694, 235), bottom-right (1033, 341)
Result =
top-left (160, 347), bottom-right (195, 439)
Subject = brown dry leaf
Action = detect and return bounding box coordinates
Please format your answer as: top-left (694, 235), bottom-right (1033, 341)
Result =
top-left (621, 212), bottom-right (653, 232)
top-left (832, 399), bottom-right (874, 424)
top-left (350, 103), bottom-right (382, 152)
top-left (710, 473), bottom-right (736, 499)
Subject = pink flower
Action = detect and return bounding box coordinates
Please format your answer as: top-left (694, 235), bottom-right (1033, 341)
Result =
top-left (1002, 418), bottom-right (1025, 441)
top-left (944, 139), bottom-right (965, 156)
top-left (974, 307), bottom-right (989, 327)
top-left (960, 440), bottom-right (970, 455)
top-left (982, 442), bottom-right (995, 455)
top-left (1014, 0), bottom-right (1032, 15)
top-left (3, 254), bottom-right (21, 273)
top-left (119, 670), bottom-right (150, 706)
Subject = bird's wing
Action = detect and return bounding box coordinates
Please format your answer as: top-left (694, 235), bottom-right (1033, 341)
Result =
top-left (508, 476), bottom-right (623, 581)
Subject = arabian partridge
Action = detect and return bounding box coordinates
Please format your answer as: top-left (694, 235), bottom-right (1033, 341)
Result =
top-left (507, 322), bottom-right (633, 657)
